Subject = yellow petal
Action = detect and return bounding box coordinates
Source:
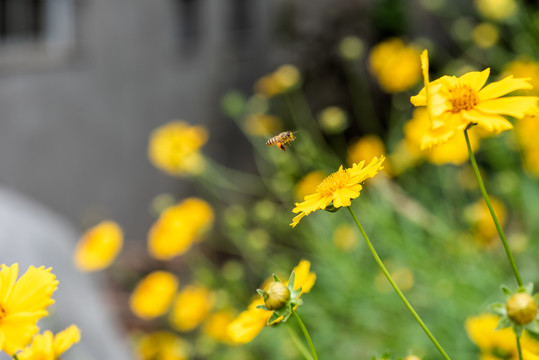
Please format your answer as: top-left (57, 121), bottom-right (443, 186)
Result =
top-left (462, 109), bottom-right (513, 132)
top-left (460, 68), bottom-right (490, 92)
top-left (332, 187), bottom-right (359, 208)
top-left (53, 325), bottom-right (81, 357)
top-left (475, 96), bottom-right (539, 118)
top-left (479, 75), bottom-right (534, 100)
top-left (290, 212), bottom-right (306, 228)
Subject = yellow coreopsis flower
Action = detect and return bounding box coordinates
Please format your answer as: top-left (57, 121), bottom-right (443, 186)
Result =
top-left (368, 38), bottom-right (421, 93)
top-left (254, 65), bottom-right (301, 97)
top-left (227, 260), bottom-right (316, 344)
top-left (294, 171), bottom-right (327, 202)
top-left (466, 313), bottom-right (539, 359)
top-left (17, 325), bottom-right (81, 360)
top-left (503, 59), bottom-right (539, 96)
top-left (169, 285), bottom-right (214, 332)
top-left (148, 198), bottom-right (214, 260)
top-left (0, 264), bottom-right (58, 355)
top-left (347, 135), bottom-right (392, 175)
top-left (129, 271), bottom-right (179, 320)
top-left (290, 156), bottom-right (385, 227)
top-left (134, 331), bottom-right (188, 360)
top-left (411, 50), bottom-right (539, 149)
top-left (515, 113), bottom-right (539, 177)
top-left (465, 197), bottom-right (507, 246)
top-left (148, 120), bottom-right (208, 176)
top-left (203, 309), bottom-right (236, 343)
top-left (73, 221), bottom-right (123, 272)
top-left (475, 0), bottom-right (517, 21)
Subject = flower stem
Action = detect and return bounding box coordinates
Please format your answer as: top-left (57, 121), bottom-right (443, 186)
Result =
top-left (13, 355), bottom-right (19, 360)
top-left (287, 324), bottom-right (314, 360)
top-left (463, 129), bottom-right (523, 287)
top-left (291, 308), bottom-right (318, 360)
top-left (347, 206), bottom-right (452, 360)
top-left (517, 333), bottom-right (523, 360)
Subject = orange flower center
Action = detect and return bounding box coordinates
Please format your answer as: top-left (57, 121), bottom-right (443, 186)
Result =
top-left (316, 169), bottom-right (350, 197)
top-left (448, 85), bottom-right (479, 112)
top-left (0, 304), bottom-right (5, 321)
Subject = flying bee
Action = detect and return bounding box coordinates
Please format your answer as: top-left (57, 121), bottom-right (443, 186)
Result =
top-left (266, 131), bottom-right (297, 151)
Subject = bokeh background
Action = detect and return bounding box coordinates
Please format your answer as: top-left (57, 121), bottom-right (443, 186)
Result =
top-left (2, 0), bottom-right (539, 359)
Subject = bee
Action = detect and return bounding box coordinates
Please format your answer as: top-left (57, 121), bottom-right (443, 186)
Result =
top-left (266, 131), bottom-right (297, 151)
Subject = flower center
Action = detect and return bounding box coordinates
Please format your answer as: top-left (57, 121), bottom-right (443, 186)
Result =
top-left (0, 304), bottom-right (5, 321)
top-left (448, 85), bottom-right (479, 112)
top-left (316, 169), bottom-right (349, 197)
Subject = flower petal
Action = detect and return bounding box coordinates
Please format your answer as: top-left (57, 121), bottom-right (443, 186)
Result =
top-left (290, 212), bottom-right (306, 228)
top-left (478, 75), bottom-right (533, 101)
top-left (459, 68), bottom-right (490, 92)
top-left (462, 109), bottom-right (513, 133)
top-left (333, 187), bottom-right (360, 208)
top-left (475, 96), bottom-right (539, 118)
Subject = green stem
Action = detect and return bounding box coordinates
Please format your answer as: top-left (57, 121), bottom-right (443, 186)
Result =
top-left (13, 355), bottom-right (19, 360)
top-left (516, 333), bottom-right (523, 360)
top-left (291, 308), bottom-right (318, 360)
top-left (347, 206), bottom-right (452, 360)
top-left (464, 129), bottom-right (523, 286)
top-left (287, 324), bottom-right (314, 360)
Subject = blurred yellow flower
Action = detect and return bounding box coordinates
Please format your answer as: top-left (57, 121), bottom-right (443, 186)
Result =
top-left (73, 221), bottom-right (123, 272)
top-left (368, 38), bottom-right (421, 93)
top-left (466, 313), bottom-right (539, 359)
top-left (465, 197), bottom-right (507, 246)
top-left (333, 224), bottom-right (358, 251)
top-left (148, 120), bottom-right (208, 176)
top-left (227, 260), bottom-right (316, 344)
top-left (503, 59), bottom-right (539, 96)
top-left (375, 267), bottom-right (414, 293)
top-left (203, 309), bottom-right (236, 343)
top-left (148, 198), bottom-right (214, 260)
top-left (411, 50), bottom-right (539, 149)
top-left (243, 114), bottom-right (283, 136)
top-left (294, 171), bottom-right (327, 202)
top-left (0, 264), bottom-right (58, 355)
top-left (291, 157), bottom-right (385, 227)
top-left (254, 65), bottom-right (301, 97)
top-left (169, 284), bottom-right (214, 332)
top-left (402, 108), bottom-right (480, 165)
top-left (318, 106), bottom-right (349, 134)
top-left (18, 325), bottom-right (81, 360)
top-left (129, 271), bottom-right (179, 320)
top-left (515, 113), bottom-right (539, 177)
top-left (472, 23), bottom-right (500, 49)
top-left (135, 331), bottom-right (188, 360)
top-left (475, 0), bottom-right (517, 21)
top-left (347, 135), bottom-right (392, 174)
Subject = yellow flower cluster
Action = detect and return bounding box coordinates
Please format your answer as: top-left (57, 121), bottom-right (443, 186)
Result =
top-left (134, 331), bottom-right (188, 360)
top-left (227, 260), bottom-right (316, 344)
top-left (466, 313), bottom-right (539, 359)
top-left (169, 284), bottom-right (215, 332)
top-left (515, 113), bottom-right (539, 176)
top-left (411, 50), bottom-right (539, 150)
top-left (73, 220), bottom-right (123, 272)
top-left (368, 38), bottom-right (421, 93)
top-left (148, 198), bottom-right (214, 260)
top-left (254, 65), bottom-right (301, 97)
top-left (0, 264), bottom-right (79, 358)
top-left (129, 271), bottom-right (179, 319)
top-left (148, 121), bottom-right (208, 176)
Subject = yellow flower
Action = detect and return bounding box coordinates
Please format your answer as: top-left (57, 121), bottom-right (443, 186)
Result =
top-left (243, 114), bottom-right (283, 136)
top-left (294, 171), bottom-right (327, 202)
top-left (203, 309), bottom-right (236, 343)
top-left (129, 271), bottom-right (179, 320)
top-left (472, 23), bottom-right (499, 49)
top-left (465, 197), bottom-right (506, 246)
top-left (254, 65), bottom-right (301, 97)
top-left (339, 36), bottom-right (365, 61)
top-left (475, 0), bottom-right (517, 21)
top-left (73, 221), bottom-right (123, 272)
top-left (18, 325), bottom-right (81, 360)
top-left (169, 285), bottom-right (214, 332)
top-left (148, 121), bottom-right (208, 176)
top-left (403, 108), bottom-right (481, 165)
top-left (466, 313), bottom-right (539, 359)
top-left (333, 224), bottom-right (358, 251)
top-left (227, 260), bottom-right (316, 344)
top-left (347, 135), bottom-right (392, 174)
top-left (318, 106), bottom-right (348, 134)
top-left (291, 156), bottom-right (385, 227)
top-left (0, 264), bottom-right (58, 355)
top-left (368, 38), bottom-right (421, 93)
top-left (411, 50), bottom-right (539, 149)
top-left (148, 198), bottom-right (214, 260)
top-left (515, 113), bottom-right (539, 177)
top-left (134, 331), bottom-right (188, 360)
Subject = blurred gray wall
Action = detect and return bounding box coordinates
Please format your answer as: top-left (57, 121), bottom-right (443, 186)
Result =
top-left (0, 0), bottom-right (277, 239)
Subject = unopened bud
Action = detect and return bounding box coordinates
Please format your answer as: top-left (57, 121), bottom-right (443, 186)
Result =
top-left (506, 292), bottom-right (537, 325)
top-left (262, 281), bottom-right (290, 310)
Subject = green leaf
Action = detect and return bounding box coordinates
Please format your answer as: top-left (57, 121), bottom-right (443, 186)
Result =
top-left (496, 315), bottom-right (512, 330)
top-left (257, 289), bottom-right (265, 298)
top-left (524, 283), bottom-right (534, 294)
top-left (526, 320), bottom-right (539, 335)
top-left (501, 285), bottom-right (513, 298)
top-left (256, 304), bottom-right (269, 311)
top-left (514, 324), bottom-right (524, 337)
top-left (267, 312), bottom-right (281, 325)
top-left (273, 274), bottom-right (281, 282)
top-left (288, 271), bottom-right (296, 290)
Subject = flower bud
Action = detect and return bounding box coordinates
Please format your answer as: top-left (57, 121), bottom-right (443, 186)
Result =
top-left (262, 281), bottom-right (290, 310)
top-left (506, 292), bottom-right (537, 325)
